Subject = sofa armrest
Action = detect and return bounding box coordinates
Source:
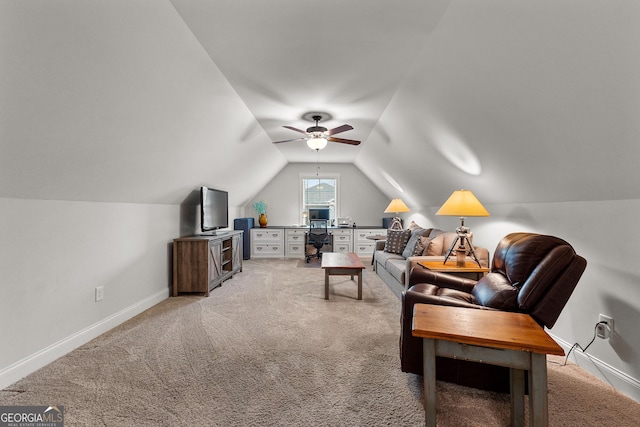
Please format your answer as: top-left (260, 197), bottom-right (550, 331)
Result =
top-left (408, 267), bottom-right (477, 294)
top-left (473, 246), bottom-right (490, 267)
top-left (404, 252), bottom-right (487, 291)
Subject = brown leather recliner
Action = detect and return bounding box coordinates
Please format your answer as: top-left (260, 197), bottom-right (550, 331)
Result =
top-left (400, 232), bottom-right (587, 392)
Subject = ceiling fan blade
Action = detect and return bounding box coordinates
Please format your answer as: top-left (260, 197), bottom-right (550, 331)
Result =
top-left (273, 137), bottom-right (306, 144)
top-left (326, 124), bottom-right (354, 136)
top-left (328, 137), bottom-right (361, 146)
top-left (283, 125), bottom-right (309, 135)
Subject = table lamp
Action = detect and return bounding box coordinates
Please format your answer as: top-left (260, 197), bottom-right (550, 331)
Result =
top-left (436, 189), bottom-right (489, 266)
top-left (384, 198), bottom-right (410, 230)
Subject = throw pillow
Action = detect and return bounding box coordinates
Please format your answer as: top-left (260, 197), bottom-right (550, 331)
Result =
top-left (428, 229), bottom-right (444, 237)
top-left (441, 232), bottom-right (474, 256)
top-left (424, 233), bottom-right (445, 256)
top-left (407, 221), bottom-right (432, 236)
top-left (407, 221), bottom-right (423, 231)
top-left (384, 229), bottom-right (412, 255)
top-left (414, 236), bottom-right (434, 256)
top-left (440, 232), bottom-right (458, 255)
top-left (402, 233), bottom-right (421, 258)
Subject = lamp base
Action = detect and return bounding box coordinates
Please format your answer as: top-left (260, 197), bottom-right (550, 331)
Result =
top-left (455, 248), bottom-right (466, 267)
top-left (388, 217), bottom-right (403, 230)
top-left (444, 232), bottom-right (482, 267)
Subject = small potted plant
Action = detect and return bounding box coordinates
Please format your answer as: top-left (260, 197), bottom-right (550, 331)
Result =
top-left (253, 200), bottom-right (268, 227)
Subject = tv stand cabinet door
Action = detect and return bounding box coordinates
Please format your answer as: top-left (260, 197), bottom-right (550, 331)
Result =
top-left (208, 239), bottom-right (223, 293)
top-left (232, 233), bottom-right (243, 272)
top-left (173, 239), bottom-right (210, 296)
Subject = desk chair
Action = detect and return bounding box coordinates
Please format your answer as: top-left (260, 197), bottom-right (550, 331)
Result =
top-left (306, 219), bottom-right (330, 263)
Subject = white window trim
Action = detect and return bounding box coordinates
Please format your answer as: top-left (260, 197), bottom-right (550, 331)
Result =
top-left (300, 172), bottom-right (340, 225)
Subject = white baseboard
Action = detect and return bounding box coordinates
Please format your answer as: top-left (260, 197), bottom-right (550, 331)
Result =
top-left (551, 333), bottom-right (640, 403)
top-left (0, 290), bottom-right (169, 390)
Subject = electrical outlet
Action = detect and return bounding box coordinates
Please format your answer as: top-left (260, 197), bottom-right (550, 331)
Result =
top-left (596, 314), bottom-right (613, 339)
top-left (95, 286), bottom-right (104, 302)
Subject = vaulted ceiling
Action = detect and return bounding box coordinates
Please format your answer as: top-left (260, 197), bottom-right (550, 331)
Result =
top-left (2, 0), bottom-right (639, 209)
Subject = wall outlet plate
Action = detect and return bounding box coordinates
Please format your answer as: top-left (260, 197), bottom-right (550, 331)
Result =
top-left (95, 286), bottom-right (104, 302)
top-left (597, 314), bottom-right (613, 339)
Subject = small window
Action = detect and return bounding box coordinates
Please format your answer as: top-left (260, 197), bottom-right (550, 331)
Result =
top-left (301, 174), bottom-right (339, 226)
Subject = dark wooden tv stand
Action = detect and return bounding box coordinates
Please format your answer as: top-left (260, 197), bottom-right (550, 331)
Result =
top-left (172, 230), bottom-right (243, 296)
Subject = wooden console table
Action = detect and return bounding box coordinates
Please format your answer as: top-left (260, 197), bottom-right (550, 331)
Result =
top-left (321, 252), bottom-right (365, 300)
top-left (418, 260), bottom-right (489, 276)
top-left (412, 304), bottom-right (564, 427)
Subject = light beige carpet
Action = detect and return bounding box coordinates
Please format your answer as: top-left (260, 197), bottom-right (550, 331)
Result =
top-left (1, 258), bottom-right (639, 426)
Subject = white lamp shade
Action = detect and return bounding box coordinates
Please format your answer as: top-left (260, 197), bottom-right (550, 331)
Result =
top-left (307, 137), bottom-right (328, 150)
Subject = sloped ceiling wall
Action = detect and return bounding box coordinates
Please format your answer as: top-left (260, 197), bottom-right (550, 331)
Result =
top-left (0, 0), bottom-right (285, 206)
top-left (168, 0), bottom-right (452, 165)
top-left (358, 0), bottom-right (640, 208)
top-left (1, 0), bottom-right (639, 209)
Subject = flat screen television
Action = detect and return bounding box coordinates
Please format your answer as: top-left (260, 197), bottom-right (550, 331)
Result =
top-left (200, 186), bottom-right (229, 233)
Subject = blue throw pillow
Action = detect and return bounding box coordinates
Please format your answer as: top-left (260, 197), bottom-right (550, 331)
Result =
top-left (402, 233), bottom-right (422, 258)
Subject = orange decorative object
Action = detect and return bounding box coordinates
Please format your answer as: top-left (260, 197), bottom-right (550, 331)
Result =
top-left (258, 213), bottom-right (268, 228)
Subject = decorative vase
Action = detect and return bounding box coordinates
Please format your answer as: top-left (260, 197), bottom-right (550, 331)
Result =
top-left (258, 213), bottom-right (268, 228)
top-left (456, 249), bottom-right (466, 267)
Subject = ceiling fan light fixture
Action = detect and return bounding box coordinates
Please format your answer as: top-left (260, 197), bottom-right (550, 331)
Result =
top-left (307, 136), bottom-right (327, 151)
top-left (273, 113), bottom-right (360, 148)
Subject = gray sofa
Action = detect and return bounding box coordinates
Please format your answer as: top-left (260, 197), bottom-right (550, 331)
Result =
top-left (374, 226), bottom-right (489, 298)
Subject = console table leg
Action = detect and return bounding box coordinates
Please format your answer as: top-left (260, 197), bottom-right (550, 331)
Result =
top-left (510, 368), bottom-right (525, 427)
top-left (324, 270), bottom-right (329, 300)
top-left (422, 339), bottom-right (436, 427)
top-left (529, 353), bottom-right (549, 427)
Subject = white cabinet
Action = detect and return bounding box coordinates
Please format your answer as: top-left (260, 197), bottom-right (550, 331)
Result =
top-left (251, 228), bottom-right (284, 258)
top-left (354, 228), bottom-right (385, 256)
top-left (285, 228), bottom-right (306, 258)
top-left (251, 227), bottom-right (384, 258)
top-left (331, 228), bottom-right (352, 253)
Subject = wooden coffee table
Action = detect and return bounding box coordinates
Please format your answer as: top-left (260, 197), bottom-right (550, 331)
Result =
top-left (412, 304), bottom-right (564, 427)
top-left (321, 252), bottom-right (365, 300)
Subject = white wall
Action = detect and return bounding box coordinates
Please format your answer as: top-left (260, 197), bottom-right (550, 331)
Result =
top-left (402, 198), bottom-right (640, 402)
top-left (244, 163), bottom-right (391, 227)
top-left (0, 197), bottom-right (179, 387)
top-left (2, 193), bottom-right (639, 403)
top-left (0, 0), bottom-right (283, 208)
